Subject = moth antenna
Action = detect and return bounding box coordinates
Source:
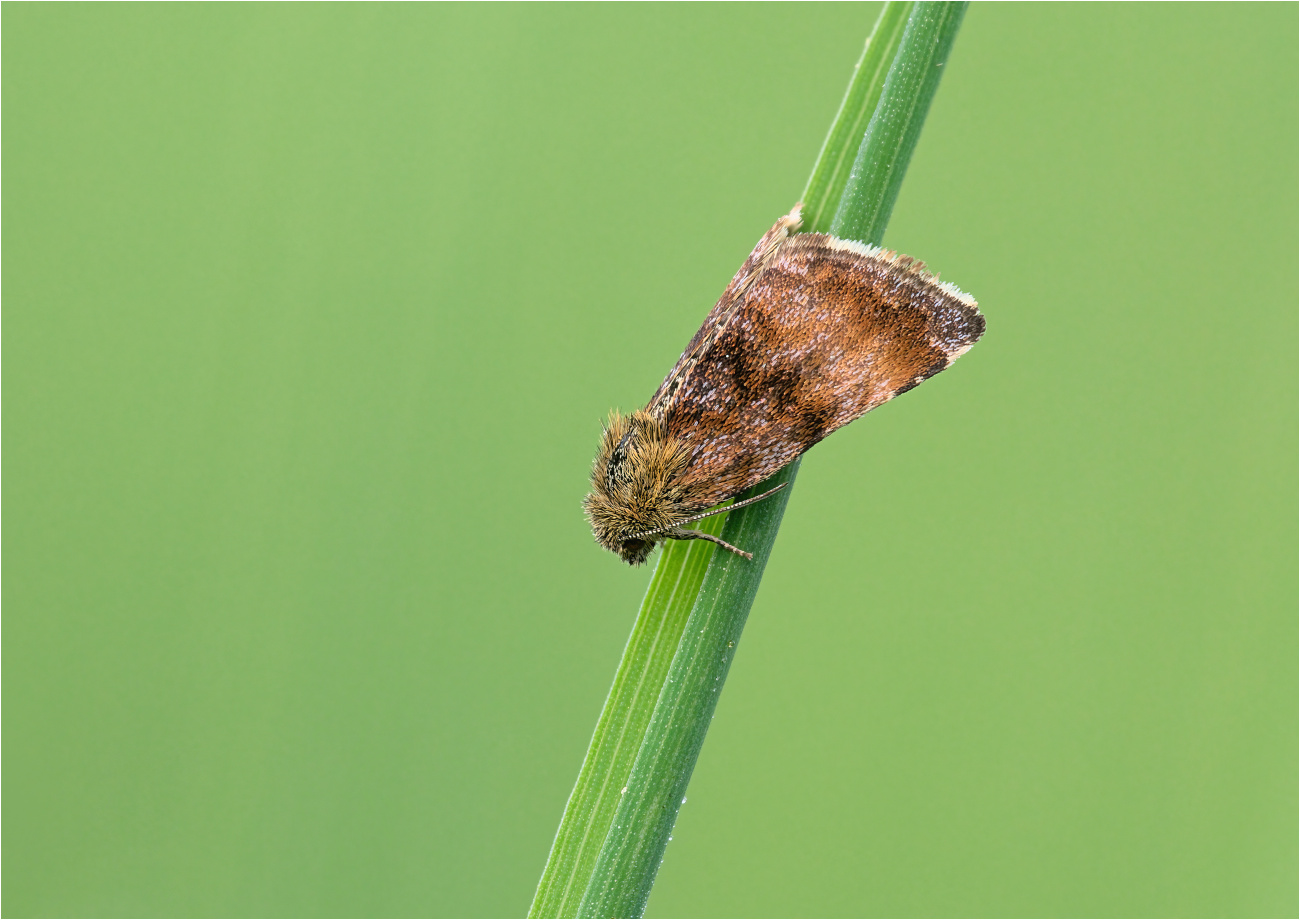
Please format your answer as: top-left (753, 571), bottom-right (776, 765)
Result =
top-left (680, 482), bottom-right (788, 524)
top-left (627, 482), bottom-right (788, 539)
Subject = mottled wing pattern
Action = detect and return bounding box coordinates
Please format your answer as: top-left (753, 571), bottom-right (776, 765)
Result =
top-left (651, 220), bottom-right (984, 510)
top-left (647, 209), bottom-right (801, 419)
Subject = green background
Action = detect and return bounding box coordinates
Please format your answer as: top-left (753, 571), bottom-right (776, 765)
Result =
top-left (5, 3), bottom-right (1295, 917)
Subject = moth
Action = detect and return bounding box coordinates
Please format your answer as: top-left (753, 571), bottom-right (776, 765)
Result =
top-left (584, 204), bottom-right (984, 565)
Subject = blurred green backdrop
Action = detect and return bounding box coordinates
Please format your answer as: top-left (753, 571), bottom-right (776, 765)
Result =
top-left (4, 3), bottom-right (1295, 917)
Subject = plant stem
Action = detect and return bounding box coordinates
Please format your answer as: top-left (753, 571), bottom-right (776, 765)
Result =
top-left (801, 0), bottom-right (915, 233)
top-left (576, 460), bottom-right (798, 919)
top-left (531, 4), bottom-right (967, 917)
top-left (529, 514), bottom-right (727, 917)
top-left (832, 1), bottom-right (968, 243)
top-left (578, 5), bottom-right (967, 916)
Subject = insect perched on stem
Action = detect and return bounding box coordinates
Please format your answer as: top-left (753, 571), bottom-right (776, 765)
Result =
top-left (584, 204), bottom-right (984, 565)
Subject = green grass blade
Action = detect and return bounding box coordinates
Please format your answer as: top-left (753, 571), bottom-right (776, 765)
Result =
top-left (801, 0), bottom-right (914, 233)
top-left (529, 513), bottom-right (728, 918)
top-left (575, 461), bottom-right (799, 919)
top-left (832, 1), bottom-right (969, 243)
top-left (531, 4), bottom-right (966, 917)
top-left (575, 4), bottom-right (969, 918)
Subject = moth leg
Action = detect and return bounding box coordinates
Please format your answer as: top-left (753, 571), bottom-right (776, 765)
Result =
top-left (665, 528), bottom-right (753, 560)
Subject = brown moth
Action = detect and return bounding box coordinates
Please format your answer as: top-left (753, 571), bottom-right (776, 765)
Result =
top-left (584, 204), bottom-right (984, 564)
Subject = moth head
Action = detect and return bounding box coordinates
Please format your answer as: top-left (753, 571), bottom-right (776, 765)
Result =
top-left (611, 536), bottom-right (658, 566)
top-left (583, 410), bottom-right (695, 565)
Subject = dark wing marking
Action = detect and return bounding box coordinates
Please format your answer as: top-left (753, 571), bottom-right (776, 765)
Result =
top-left (647, 208), bottom-right (802, 418)
top-left (648, 210), bottom-right (984, 510)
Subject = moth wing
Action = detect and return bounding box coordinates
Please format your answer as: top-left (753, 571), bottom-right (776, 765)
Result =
top-left (649, 213), bottom-right (984, 510)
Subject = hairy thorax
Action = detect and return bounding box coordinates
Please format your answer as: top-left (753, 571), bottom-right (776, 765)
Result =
top-left (582, 411), bottom-right (700, 564)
